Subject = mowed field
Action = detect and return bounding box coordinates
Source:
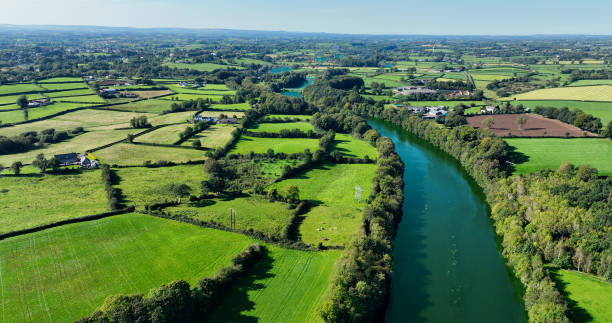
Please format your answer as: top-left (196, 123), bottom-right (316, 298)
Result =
top-left (466, 114), bottom-right (596, 137)
top-left (333, 133), bottom-right (378, 159)
top-left (230, 136), bottom-right (320, 154)
top-left (268, 163), bottom-right (376, 246)
top-left (134, 124), bottom-right (192, 145)
top-left (93, 143), bottom-right (206, 165)
top-left (181, 124), bottom-right (237, 148)
top-left (550, 268), bottom-right (612, 323)
top-left (503, 85), bottom-right (612, 102)
top-left (505, 138), bottom-right (612, 175)
top-left (249, 122), bottom-right (314, 133)
top-left (0, 213), bottom-right (257, 322)
top-left (0, 171), bottom-right (108, 234)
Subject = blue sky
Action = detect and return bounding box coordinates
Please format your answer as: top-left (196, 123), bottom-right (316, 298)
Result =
top-left (2, 0), bottom-right (611, 35)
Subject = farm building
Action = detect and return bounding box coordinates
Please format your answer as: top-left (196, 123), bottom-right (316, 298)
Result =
top-left (120, 91), bottom-right (138, 98)
top-left (54, 153), bottom-right (80, 166)
top-left (193, 116), bottom-right (218, 123)
top-left (28, 98), bottom-right (51, 107)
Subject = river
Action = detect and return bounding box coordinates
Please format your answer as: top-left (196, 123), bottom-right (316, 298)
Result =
top-left (369, 119), bottom-right (526, 323)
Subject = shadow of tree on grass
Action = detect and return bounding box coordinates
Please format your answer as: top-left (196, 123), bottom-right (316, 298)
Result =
top-left (549, 268), bottom-right (593, 323)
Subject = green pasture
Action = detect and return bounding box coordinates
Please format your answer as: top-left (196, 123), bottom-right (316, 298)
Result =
top-left (134, 124), bottom-right (192, 145)
top-left (167, 195), bottom-right (293, 238)
top-left (115, 165), bottom-right (206, 208)
top-left (110, 99), bottom-right (176, 114)
top-left (0, 102), bottom-right (96, 124)
top-left (266, 114), bottom-right (312, 120)
top-left (0, 213), bottom-right (257, 322)
top-left (0, 171), bottom-right (108, 234)
top-left (268, 162), bottom-right (376, 246)
top-left (161, 93), bottom-right (224, 102)
top-left (550, 268), bottom-right (612, 323)
top-left (230, 136), bottom-right (319, 155)
top-left (181, 124), bottom-right (237, 148)
top-left (40, 82), bottom-right (88, 91)
top-left (37, 77), bottom-right (83, 83)
top-left (249, 122), bottom-right (314, 133)
top-left (46, 88), bottom-right (96, 98)
top-left (93, 143), bottom-right (205, 165)
top-left (0, 93), bottom-right (46, 105)
top-left (332, 133), bottom-right (377, 159)
top-left (148, 111), bottom-right (194, 126)
top-left (208, 102), bottom-right (251, 111)
top-left (0, 83), bottom-right (44, 95)
top-left (54, 94), bottom-right (106, 103)
top-left (568, 79), bottom-right (612, 87)
top-left (505, 138), bottom-right (612, 176)
top-left (503, 85), bottom-right (612, 102)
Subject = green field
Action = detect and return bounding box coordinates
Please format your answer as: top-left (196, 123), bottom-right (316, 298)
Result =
top-left (0, 102), bottom-right (96, 124)
top-left (0, 93), bottom-right (46, 105)
top-left (0, 129), bottom-right (139, 165)
top-left (503, 85), bottom-right (612, 102)
top-left (167, 195), bottom-right (293, 238)
top-left (208, 102), bottom-right (251, 111)
top-left (550, 268), bottom-right (612, 323)
top-left (0, 213), bottom-right (257, 322)
top-left (567, 79), bottom-right (612, 87)
top-left (512, 100), bottom-right (612, 124)
top-left (0, 83), bottom-right (43, 95)
top-left (54, 94), bottom-right (106, 103)
top-left (160, 93), bottom-right (224, 102)
top-left (45, 88), bottom-right (96, 98)
top-left (230, 136), bottom-right (320, 154)
top-left (268, 162), bottom-right (376, 246)
top-left (208, 248), bottom-right (339, 323)
top-left (505, 138), bottom-right (612, 175)
top-left (93, 143), bottom-right (206, 165)
top-left (148, 111), bottom-right (194, 125)
top-left (37, 77), bottom-right (84, 83)
top-left (110, 99), bottom-right (176, 114)
top-left (0, 109), bottom-right (154, 137)
top-left (40, 82), bottom-right (88, 91)
top-left (164, 62), bottom-right (242, 72)
top-left (333, 133), bottom-right (378, 159)
top-left (134, 124), bottom-right (192, 145)
top-left (182, 124), bottom-right (237, 148)
top-left (197, 111), bottom-right (245, 119)
top-left (200, 84), bottom-right (231, 91)
top-left (266, 114), bottom-right (312, 120)
top-left (115, 165), bottom-right (206, 208)
top-left (0, 171), bottom-right (108, 234)
top-left (249, 122), bottom-right (314, 133)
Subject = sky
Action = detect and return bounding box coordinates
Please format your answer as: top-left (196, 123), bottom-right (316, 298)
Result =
top-left (1, 0), bottom-right (611, 35)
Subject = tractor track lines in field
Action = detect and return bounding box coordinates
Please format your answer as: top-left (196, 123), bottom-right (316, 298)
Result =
top-left (31, 236), bottom-right (53, 322)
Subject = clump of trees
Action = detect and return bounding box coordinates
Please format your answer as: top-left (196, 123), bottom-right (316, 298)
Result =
top-left (32, 153), bottom-right (60, 173)
top-left (77, 244), bottom-right (268, 322)
top-left (101, 164), bottom-right (121, 210)
top-left (534, 106), bottom-right (602, 133)
top-left (0, 127), bottom-right (84, 155)
top-left (129, 116), bottom-right (151, 128)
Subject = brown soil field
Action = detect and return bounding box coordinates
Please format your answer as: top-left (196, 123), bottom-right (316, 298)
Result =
top-left (466, 114), bottom-right (598, 137)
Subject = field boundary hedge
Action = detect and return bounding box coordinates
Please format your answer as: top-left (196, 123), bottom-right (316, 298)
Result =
top-left (0, 206), bottom-right (135, 240)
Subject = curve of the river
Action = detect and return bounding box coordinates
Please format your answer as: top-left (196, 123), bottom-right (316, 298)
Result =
top-left (369, 119), bottom-right (526, 323)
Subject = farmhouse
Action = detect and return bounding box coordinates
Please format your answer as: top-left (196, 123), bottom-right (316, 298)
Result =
top-left (28, 98), bottom-right (51, 107)
top-left (178, 81), bottom-right (189, 87)
top-left (193, 115), bottom-right (218, 123)
top-left (481, 106), bottom-right (498, 114)
top-left (101, 88), bottom-right (117, 94)
top-left (54, 153), bottom-right (80, 166)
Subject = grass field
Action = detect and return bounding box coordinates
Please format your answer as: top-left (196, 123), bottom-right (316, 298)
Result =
top-left (0, 102), bottom-right (96, 124)
top-left (503, 85), bottom-right (612, 102)
top-left (266, 114), bottom-right (312, 120)
top-left (110, 99), bottom-right (176, 114)
top-left (0, 213), bottom-right (258, 322)
top-left (0, 93), bottom-right (46, 105)
top-left (268, 162), bottom-right (376, 246)
top-left (160, 93), bottom-right (224, 102)
top-left (208, 102), bottom-right (251, 111)
top-left (230, 136), bottom-right (319, 155)
top-left (54, 94), bottom-right (106, 103)
top-left (208, 248), bottom-right (339, 323)
top-left (37, 77), bottom-right (83, 83)
top-left (249, 122), bottom-right (314, 133)
top-left (0, 171), bottom-right (108, 234)
top-left (333, 133), bottom-right (378, 159)
top-left (182, 124), bottom-right (237, 148)
top-left (0, 83), bottom-right (43, 95)
top-left (40, 82), bottom-right (88, 91)
top-left (197, 111), bottom-right (245, 119)
top-left (512, 100), bottom-right (612, 124)
top-left (134, 124), bottom-right (192, 145)
top-left (167, 195), bottom-right (293, 238)
top-left (0, 109), bottom-right (154, 136)
top-left (148, 111), bottom-right (194, 126)
top-left (164, 62), bottom-right (242, 72)
top-left (550, 268), bottom-right (612, 323)
top-left (93, 143), bottom-right (205, 165)
top-left (567, 79), bottom-right (612, 87)
top-left (0, 129), bottom-right (139, 165)
top-left (115, 165), bottom-right (206, 208)
top-left (45, 88), bottom-right (96, 98)
top-left (505, 138), bottom-right (612, 175)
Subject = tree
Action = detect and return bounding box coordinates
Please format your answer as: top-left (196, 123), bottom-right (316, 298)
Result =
top-left (32, 153), bottom-right (47, 173)
top-left (283, 185), bottom-right (300, 204)
top-left (483, 116), bottom-right (495, 129)
top-left (191, 140), bottom-right (201, 148)
top-left (11, 161), bottom-right (23, 175)
top-left (16, 95), bottom-right (28, 109)
top-left (168, 183), bottom-right (192, 203)
top-left (48, 157), bottom-right (60, 172)
top-left (516, 115), bottom-right (528, 130)
top-left (603, 120), bottom-right (612, 139)
top-left (444, 112), bottom-right (467, 127)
